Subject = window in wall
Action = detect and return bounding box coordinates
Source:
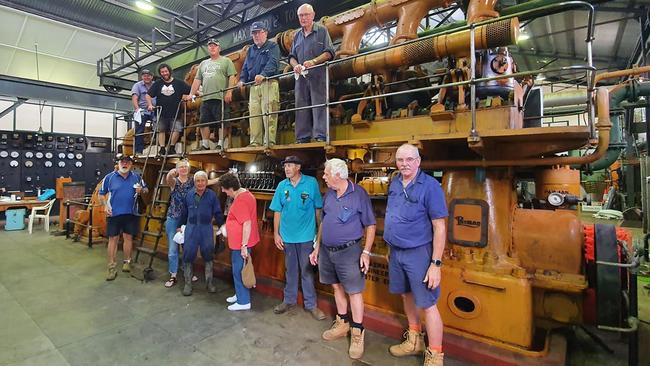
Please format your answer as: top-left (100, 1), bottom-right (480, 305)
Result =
top-left (0, 100), bottom-right (15, 130)
top-left (15, 103), bottom-right (52, 133)
top-left (85, 111), bottom-right (114, 138)
top-left (53, 107), bottom-right (84, 134)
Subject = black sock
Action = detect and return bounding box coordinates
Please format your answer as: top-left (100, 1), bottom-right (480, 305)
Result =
top-left (338, 313), bottom-right (350, 323)
top-left (351, 321), bottom-right (364, 331)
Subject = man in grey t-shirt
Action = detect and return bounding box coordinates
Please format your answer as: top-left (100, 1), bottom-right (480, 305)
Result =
top-left (189, 39), bottom-right (237, 151)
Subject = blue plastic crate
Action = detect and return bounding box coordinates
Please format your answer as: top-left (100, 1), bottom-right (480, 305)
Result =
top-left (5, 208), bottom-right (26, 231)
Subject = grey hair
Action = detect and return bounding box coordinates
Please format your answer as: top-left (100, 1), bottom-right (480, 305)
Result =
top-left (194, 170), bottom-right (208, 181)
top-left (297, 3), bottom-right (314, 14)
top-left (325, 158), bottom-right (348, 179)
top-left (396, 143), bottom-right (420, 158)
top-left (176, 159), bottom-right (190, 168)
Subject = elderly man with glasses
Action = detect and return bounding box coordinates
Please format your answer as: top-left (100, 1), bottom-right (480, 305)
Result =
top-left (384, 144), bottom-right (448, 366)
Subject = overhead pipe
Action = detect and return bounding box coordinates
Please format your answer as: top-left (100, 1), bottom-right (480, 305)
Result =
top-left (328, 17), bottom-right (518, 80)
top-left (351, 87), bottom-right (611, 171)
top-left (275, 0), bottom-right (455, 58)
top-left (595, 65), bottom-right (650, 85)
top-left (586, 80), bottom-right (650, 171)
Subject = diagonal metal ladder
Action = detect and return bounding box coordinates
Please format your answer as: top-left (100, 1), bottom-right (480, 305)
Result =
top-left (133, 102), bottom-right (186, 281)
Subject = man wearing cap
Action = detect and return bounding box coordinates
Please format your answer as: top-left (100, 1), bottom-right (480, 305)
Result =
top-left (131, 69), bottom-right (155, 155)
top-left (289, 3), bottom-right (335, 143)
top-left (146, 63), bottom-right (190, 156)
top-left (237, 22), bottom-right (280, 147)
top-left (310, 158), bottom-right (376, 359)
top-left (384, 144), bottom-right (448, 366)
top-left (99, 155), bottom-right (148, 281)
top-left (190, 38), bottom-right (237, 151)
top-left (269, 155), bottom-right (326, 320)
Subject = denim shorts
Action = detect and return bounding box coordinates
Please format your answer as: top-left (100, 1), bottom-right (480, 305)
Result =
top-left (388, 243), bottom-right (441, 309)
top-left (318, 241), bottom-right (365, 294)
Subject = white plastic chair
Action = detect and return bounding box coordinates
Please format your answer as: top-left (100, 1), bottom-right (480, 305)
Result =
top-left (28, 199), bottom-right (57, 234)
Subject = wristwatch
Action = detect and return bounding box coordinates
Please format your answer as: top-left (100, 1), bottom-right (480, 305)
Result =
top-left (431, 259), bottom-right (442, 267)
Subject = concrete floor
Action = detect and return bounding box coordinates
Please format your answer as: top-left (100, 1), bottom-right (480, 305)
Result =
top-left (0, 229), bottom-right (646, 366)
top-left (0, 230), bottom-right (467, 366)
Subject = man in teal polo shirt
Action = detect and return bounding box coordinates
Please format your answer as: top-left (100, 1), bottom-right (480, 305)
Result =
top-left (270, 155), bottom-right (326, 320)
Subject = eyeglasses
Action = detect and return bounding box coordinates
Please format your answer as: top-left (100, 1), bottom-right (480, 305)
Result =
top-left (396, 157), bottom-right (419, 164)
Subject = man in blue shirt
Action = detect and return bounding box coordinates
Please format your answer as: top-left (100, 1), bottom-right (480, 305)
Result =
top-left (384, 144), bottom-right (448, 366)
top-left (130, 69), bottom-right (155, 155)
top-left (269, 156), bottom-right (325, 320)
top-left (289, 3), bottom-right (335, 143)
top-left (99, 155), bottom-right (147, 281)
top-left (310, 158), bottom-right (376, 360)
top-left (237, 21), bottom-right (280, 147)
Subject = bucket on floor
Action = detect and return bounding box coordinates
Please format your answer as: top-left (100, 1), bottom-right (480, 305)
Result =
top-left (5, 208), bottom-right (26, 231)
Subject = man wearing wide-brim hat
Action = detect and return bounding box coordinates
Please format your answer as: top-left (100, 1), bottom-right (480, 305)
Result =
top-left (269, 155), bottom-right (326, 320)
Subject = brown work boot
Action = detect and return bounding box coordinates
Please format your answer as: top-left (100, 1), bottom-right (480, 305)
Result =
top-left (389, 330), bottom-right (425, 357)
top-left (106, 263), bottom-right (117, 281)
top-left (273, 302), bottom-right (296, 314)
top-left (322, 315), bottom-right (350, 341)
top-left (423, 349), bottom-right (444, 366)
top-left (348, 327), bottom-right (365, 359)
top-left (308, 307), bottom-right (326, 321)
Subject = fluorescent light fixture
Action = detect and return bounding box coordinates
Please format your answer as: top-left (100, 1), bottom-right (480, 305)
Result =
top-left (518, 33), bottom-right (530, 42)
top-left (135, 0), bottom-right (154, 11)
top-left (248, 164), bottom-right (258, 173)
top-left (536, 73), bottom-right (546, 81)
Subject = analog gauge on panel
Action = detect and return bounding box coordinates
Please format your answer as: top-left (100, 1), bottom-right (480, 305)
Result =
top-left (24, 151), bottom-right (34, 158)
top-left (10, 151), bottom-right (19, 158)
top-left (75, 153), bottom-right (83, 160)
top-left (67, 153), bottom-right (74, 160)
top-left (75, 161), bottom-right (83, 168)
top-left (0, 151), bottom-right (8, 158)
top-left (44, 161), bottom-right (53, 168)
top-left (58, 161), bottom-right (66, 168)
top-left (58, 152), bottom-right (66, 159)
top-left (24, 161), bottom-right (33, 168)
top-left (45, 152), bottom-right (53, 159)
top-left (25, 176), bottom-right (32, 182)
top-left (9, 160), bottom-right (18, 167)
top-left (35, 152), bottom-right (44, 159)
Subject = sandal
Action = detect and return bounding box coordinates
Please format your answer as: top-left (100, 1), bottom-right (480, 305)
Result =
top-left (164, 277), bottom-right (177, 288)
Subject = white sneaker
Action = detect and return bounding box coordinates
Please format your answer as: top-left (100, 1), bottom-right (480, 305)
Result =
top-left (226, 294), bottom-right (237, 303)
top-left (228, 303), bottom-right (251, 311)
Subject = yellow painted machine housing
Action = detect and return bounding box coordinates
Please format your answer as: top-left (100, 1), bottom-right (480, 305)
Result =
top-left (440, 169), bottom-right (588, 349)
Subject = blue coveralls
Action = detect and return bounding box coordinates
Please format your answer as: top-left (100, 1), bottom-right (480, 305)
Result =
top-left (181, 188), bottom-right (224, 264)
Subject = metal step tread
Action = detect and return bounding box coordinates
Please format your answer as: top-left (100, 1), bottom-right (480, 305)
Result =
top-left (135, 246), bottom-right (156, 255)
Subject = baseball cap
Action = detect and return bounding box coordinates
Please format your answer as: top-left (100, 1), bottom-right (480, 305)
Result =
top-left (207, 38), bottom-right (220, 46)
top-left (140, 69), bottom-right (152, 76)
top-left (281, 155), bottom-right (302, 165)
top-left (250, 21), bottom-right (267, 33)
